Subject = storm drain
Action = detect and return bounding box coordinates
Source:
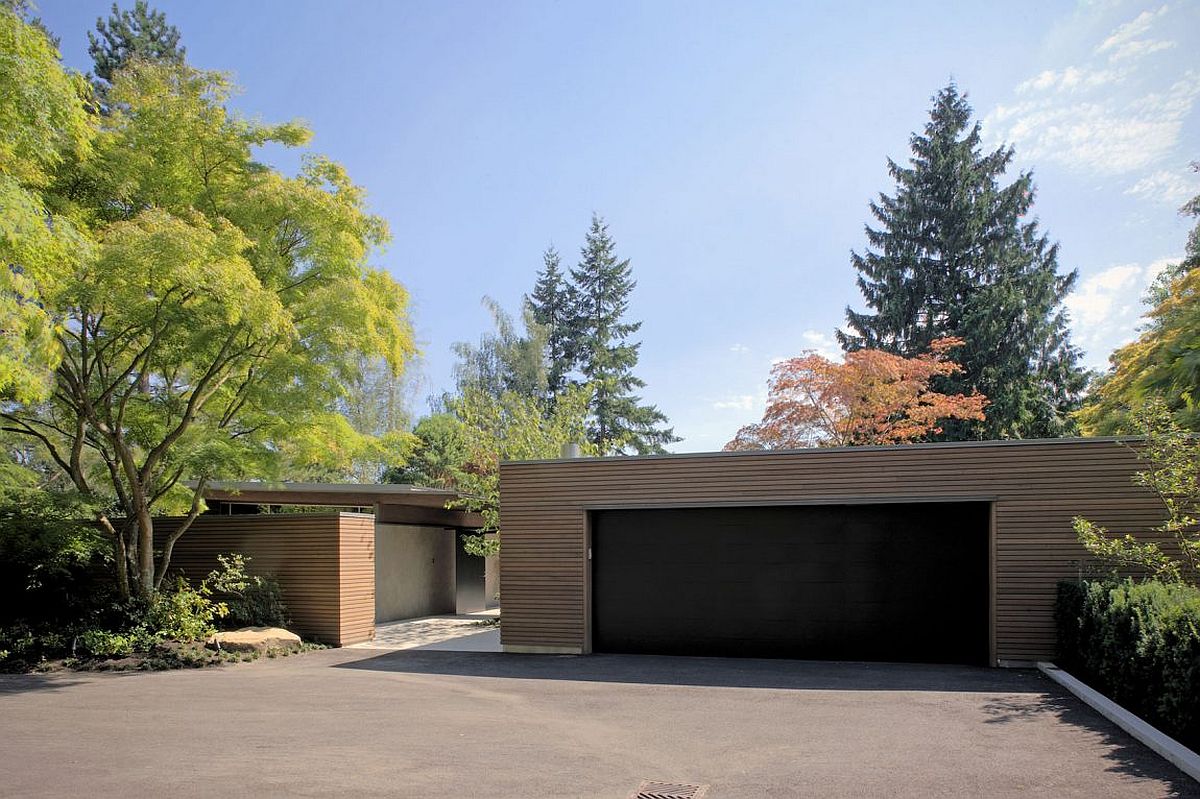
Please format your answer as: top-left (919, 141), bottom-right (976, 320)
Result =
top-left (628, 780), bottom-right (710, 799)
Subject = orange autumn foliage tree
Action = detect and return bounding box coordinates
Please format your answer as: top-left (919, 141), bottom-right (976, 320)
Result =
top-left (725, 338), bottom-right (988, 450)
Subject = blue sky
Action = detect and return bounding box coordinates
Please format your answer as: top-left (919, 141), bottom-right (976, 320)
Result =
top-left (39, 0), bottom-right (1200, 451)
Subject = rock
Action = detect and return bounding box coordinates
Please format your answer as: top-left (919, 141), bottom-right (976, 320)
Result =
top-left (207, 627), bottom-right (301, 653)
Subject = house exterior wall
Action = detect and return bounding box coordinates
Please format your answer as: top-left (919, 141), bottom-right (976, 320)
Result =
top-left (498, 438), bottom-right (1164, 664)
top-left (374, 524), bottom-right (456, 622)
top-left (155, 512), bottom-right (376, 646)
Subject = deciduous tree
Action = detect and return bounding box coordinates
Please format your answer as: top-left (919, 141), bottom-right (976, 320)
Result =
top-left (381, 413), bottom-right (469, 489)
top-left (725, 338), bottom-right (987, 450)
top-left (0, 59), bottom-right (415, 600)
top-left (1077, 167), bottom-right (1200, 434)
top-left (839, 84), bottom-right (1084, 440)
top-left (0, 6), bottom-right (93, 404)
top-left (1074, 400), bottom-right (1199, 585)
top-left (449, 385), bottom-right (591, 555)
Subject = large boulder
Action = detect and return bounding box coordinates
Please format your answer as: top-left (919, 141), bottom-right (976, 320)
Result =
top-left (207, 627), bottom-right (301, 653)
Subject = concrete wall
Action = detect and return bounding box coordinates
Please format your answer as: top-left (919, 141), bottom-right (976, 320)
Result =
top-left (374, 524), bottom-right (455, 622)
top-left (485, 552), bottom-right (500, 608)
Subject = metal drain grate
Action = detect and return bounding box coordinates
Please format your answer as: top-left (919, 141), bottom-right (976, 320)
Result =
top-left (628, 780), bottom-right (710, 799)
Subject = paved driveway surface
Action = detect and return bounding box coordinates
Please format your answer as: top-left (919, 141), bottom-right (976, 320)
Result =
top-left (1, 649), bottom-right (1196, 798)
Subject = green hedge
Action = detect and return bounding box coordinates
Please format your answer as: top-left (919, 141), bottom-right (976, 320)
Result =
top-left (1056, 579), bottom-right (1200, 749)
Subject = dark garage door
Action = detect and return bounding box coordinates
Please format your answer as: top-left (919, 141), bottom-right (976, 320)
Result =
top-left (591, 503), bottom-right (989, 665)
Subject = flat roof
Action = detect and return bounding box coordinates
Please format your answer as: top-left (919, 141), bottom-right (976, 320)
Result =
top-left (501, 435), bottom-right (1141, 467)
top-left (202, 481), bottom-right (463, 509)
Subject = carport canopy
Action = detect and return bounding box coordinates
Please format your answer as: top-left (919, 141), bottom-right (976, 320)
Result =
top-left (201, 481), bottom-right (485, 529)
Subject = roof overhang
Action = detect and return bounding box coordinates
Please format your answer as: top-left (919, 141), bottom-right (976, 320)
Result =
top-left (200, 481), bottom-right (484, 529)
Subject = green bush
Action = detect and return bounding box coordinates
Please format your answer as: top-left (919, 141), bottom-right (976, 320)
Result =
top-left (146, 577), bottom-right (227, 641)
top-left (205, 554), bottom-right (288, 629)
top-left (78, 629), bottom-right (135, 657)
top-left (1056, 579), bottom-right (1200, 748)
top-left (0, 487), bottom-right (113, 630)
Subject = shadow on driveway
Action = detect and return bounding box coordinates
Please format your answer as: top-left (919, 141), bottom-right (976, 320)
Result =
top-left (0, 673), bottom-right (88, 695)
top-left (336, 650), bottom-right (1200, 797)
top-left (336, 649), bottom-right (1038, 692)
top-left (982, 692), bottom-right (1199, 797)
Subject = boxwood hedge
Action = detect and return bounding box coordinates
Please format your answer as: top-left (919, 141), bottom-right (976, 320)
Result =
top-left (1056, 579), bottom-right (1200, 750)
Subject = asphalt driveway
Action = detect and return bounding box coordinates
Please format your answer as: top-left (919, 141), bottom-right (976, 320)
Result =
top-left (1, 649), bottom-right (1196, 798)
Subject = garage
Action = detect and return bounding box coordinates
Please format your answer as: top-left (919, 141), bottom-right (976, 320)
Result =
top-left (592, 503), bottom-right (989, 665)
top-left (498, 438), bottom-right (1166, 664)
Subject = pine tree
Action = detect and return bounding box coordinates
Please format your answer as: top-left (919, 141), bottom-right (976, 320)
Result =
top-left (88, 1), bottom-right (184, 88)
top-left (570, 215), bottom-right (676, 454)
top-left (838, 83), bottom-right (1085, 440)
top-left (528, 246), bottom-right (577, 405)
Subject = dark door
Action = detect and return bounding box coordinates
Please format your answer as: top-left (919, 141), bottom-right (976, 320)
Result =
top-left (591, 503), bottom-right (989, 664)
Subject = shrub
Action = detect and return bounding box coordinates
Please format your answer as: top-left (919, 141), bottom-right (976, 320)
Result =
top-left (205, 554), bottom-right (288, 629)
top-left (146, 577), bottom-right (227, 641)
top-left (0, 487), bottom-right (113, 630)
top-left (1056, 579), bottom-right (1200, 749)
top-left (78, 629), bottom-right (134, 657)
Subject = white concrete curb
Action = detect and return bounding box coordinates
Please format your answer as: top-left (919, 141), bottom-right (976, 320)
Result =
top-left (1037, 662), bottom-right (1200, 783)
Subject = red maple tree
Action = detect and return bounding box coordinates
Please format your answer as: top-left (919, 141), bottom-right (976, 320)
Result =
top-left (725, 338), bottom-right (988, 450)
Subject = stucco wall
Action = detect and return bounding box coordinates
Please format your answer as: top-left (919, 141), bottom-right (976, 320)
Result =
top-left (374, 524), bottom-right (455, 622)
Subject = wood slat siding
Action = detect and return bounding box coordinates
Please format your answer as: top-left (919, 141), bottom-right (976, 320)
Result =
top-left (498, 438), bottom-right (1161, 663)
top-left (154, 513), bottom-right (376, 646)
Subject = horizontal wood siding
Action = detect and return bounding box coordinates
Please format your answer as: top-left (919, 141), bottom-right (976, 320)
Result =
top-left (338, 514), bottom-right (376, 645)
top-left (498, 439), bottom-right (1162, 662)
top-left (154, 513), bottom-right (375, 646)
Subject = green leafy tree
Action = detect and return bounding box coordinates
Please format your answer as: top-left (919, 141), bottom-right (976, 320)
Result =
top-left (381, 413), bottom-right (469, 489)
top-left (1074, 401), bottom-right (1199, 585)
top-left (570, 214), bottom-right (676, 454)
top-left (320, 355), bottom-right (418, 483)
top-left (527, 245), bottom-right (577, 406)
top-left (839, 83), bottom-right (1085, 440)
top-left (2, 0), bottom-right (58, 46)
top-left (87, 1), bottom-right (183, 88)
top-left (449, 384), bottom-right (591, 555)
top-left (1077, 166), bottom-right (1200, 434)
top-left (1, 61), bottom-right (415, 600)
top-left (0, 7), bottom-right (93, 404)
top-left (450, 296), bottom-right (548, 402)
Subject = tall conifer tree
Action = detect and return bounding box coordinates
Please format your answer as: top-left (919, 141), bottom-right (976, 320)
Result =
top-left (528, 246), bottom-right (576, 405)
top-left (570, 215), bottom-right (676, 454)
top-left (839, 84), bottom-right (1085, 439)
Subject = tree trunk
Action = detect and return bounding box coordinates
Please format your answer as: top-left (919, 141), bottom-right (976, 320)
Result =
top-left (135, 502), bottom-right (155, 600)
top-left (98, 515), bottom-right (131, 600)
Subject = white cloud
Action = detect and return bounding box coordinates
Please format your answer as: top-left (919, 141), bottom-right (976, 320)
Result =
top-left (1096, 5), bottom-right (1171, 61)
top-left (1107, 37), bottom-right (1175, 62)
top-left (985, 5), bottom-right (1196, 179)
top-left (728, 343), bottom-right (751, 355)
top-left (800, 329), bottom-right (841, 360)
top-left (1125, 167), bottom-right (1200, 205)
top-left (986, 71), bottom-right (1200, 175)
top-left (1016, 66), bottom-right (1123, 94)
top-left (1065, 257), bottom-right (1177, 368)
top-left (712, 394), bottom-right (757, 411)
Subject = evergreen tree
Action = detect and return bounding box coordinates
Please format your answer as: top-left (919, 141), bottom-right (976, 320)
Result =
top-left (838, 84), bottom-right (1085, 440)
top-left (527, 245), bottom-right (577, 405)
top-left (570, 214), bottom-right (676, 454)
top-left (88, 1), bottom-right (184, 88)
